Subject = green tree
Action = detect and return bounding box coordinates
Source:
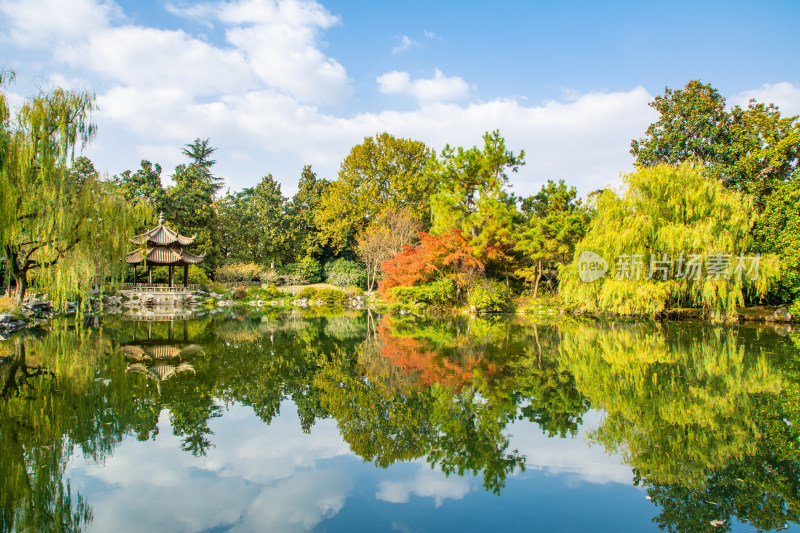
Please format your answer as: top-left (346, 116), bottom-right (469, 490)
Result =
top-left (68, 156), bottom-right (99, 190)
top-left (315, 133), bottom-right (432, 253)
top-left (115, 160), bottom-right (165, 209)
top-left (181, 138), bottom-right (222, 193)
top-left (215, 187), bottom-right (257, 261)
top-left (285, 165), bottom-right (331, 261)
top-left (631, 81), bottom-right (733, 168)
top-left (516, 180), bottom-right (589, 296)
top-left (755, 178), bottom-right (800, 305)
top-left (216, 175), bottom-right (289, 268)
top-left (631, 80), bottom-right (800, 206)
top-left (560, 163), bottom-right (778, 319)
top-left (0, 80), bottom-right (149, 303)
top-left (426, 130), bottom-right (524, 276)
top-left (165, 163), bottom-right (220, 274)
top-left (162, 139), bottom-right (228, 275)
top-left (251, 174), bottom-right (288, 268)
top-left (726, 101), bottom-right (800, 202)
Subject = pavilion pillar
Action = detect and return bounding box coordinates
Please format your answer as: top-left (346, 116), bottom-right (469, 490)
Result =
top-left (169, 266), bottom-right (174, 288)
top-left (133, 265), bottom-right (137, 285)
top-left (148, 265), bottom-right (152, 285)
top-left (184, 265), bottom-right (189, 288)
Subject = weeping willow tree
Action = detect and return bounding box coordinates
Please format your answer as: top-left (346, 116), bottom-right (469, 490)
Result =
top-left (560, 162), bottom-right (778, 319)
top-left (0, 74), bottom-right (150, 305)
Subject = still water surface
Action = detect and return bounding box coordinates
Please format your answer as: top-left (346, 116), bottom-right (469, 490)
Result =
top-left (1, 309), bottom-right (798, 532)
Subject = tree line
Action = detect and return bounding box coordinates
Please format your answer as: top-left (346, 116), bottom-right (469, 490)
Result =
top-left (2, 74), bottom-right (799, 316)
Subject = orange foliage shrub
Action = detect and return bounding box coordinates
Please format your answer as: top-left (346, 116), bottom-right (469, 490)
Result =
top-left (378, 229), bottom-right (484, 302)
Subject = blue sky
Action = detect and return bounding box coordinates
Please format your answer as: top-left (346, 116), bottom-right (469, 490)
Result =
top-left (1, 0), bottom-right (798, 197)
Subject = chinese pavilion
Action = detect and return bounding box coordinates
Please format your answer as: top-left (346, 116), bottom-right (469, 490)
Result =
top-left (126, 213), bottom-right (205, 287)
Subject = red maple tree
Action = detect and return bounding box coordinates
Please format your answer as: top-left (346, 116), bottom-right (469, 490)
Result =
top-left (378, 229), bottom-right (484, 302)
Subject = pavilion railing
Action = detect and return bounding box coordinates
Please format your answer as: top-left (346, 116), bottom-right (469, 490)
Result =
top-left (118, 284), bottom-right (202, 292)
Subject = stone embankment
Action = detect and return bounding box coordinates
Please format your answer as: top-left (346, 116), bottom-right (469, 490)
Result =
top-left (0, 293), bottom-right (129, 338)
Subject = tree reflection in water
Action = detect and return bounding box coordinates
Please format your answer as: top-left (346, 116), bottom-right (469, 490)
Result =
top-left (0, 310), bottom-right (798, 532)
top-left (558, 321), bottom-right (800, 532)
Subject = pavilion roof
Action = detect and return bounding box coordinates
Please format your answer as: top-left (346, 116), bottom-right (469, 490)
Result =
top-left (121, 344), bottom-right (205, 362)
top-left (125, 247), bottom-right (205, 266)
top-left (131, 213), bottom-right (196, 247)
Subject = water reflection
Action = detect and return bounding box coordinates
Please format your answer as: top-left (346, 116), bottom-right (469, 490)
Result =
top-left (0, 311), bottom-right (798, 532)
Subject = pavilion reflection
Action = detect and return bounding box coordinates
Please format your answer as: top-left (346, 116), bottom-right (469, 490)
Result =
top-left (120, 309), bottom-right (205, 393)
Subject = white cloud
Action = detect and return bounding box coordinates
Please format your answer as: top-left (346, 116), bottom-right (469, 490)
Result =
top-left (508, 410), bottom-right (634, 485)
top-left (164, 0), bottom-right (349, 104)
top-left (377, 69), bottom-right (470, 105)
top-left (233, 470), bottom-right (352, 533)
top-left (7, 0), bottom-right (761, 200)
top-left (731, 81), bottom-right (800, 117)
top-left (67, 402), bottom-right (355, 533)
top-left (392, 35), bottom-right (420, 53)
top-left (165, 1), bottom-right (218, 23)
top-left (221, 0), bottom-right (348, 104)
top-left (0, 0), bottom-right (119, 47)
top-left (10, 0), bottom-right (348, 108)
top-left (376, 463), bottom-right (471, 507)
top-left (61, 26), bottom-right (253, 96)
top-left (86, 84), bottom-right (653, 196)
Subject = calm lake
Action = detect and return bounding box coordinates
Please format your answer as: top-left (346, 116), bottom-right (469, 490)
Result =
top-left (1, 309), bottom-right (799, 532)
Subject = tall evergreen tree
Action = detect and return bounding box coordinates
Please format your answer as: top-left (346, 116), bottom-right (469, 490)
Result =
top-left (425, 130), bottom-right (524, 276)
top-left (516, 180), bottom-right (589, 296)
top-left (165, 140), bottom-right (223, 274)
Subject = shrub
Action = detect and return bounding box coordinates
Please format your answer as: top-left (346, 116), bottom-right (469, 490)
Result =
top-left (0, 296), bottom-right (18, 314)
top-left (216, 263), bottom-right (262, 283)
top-left (316, 288), bottom-right (346, 304)
top-left (468, 280), bottom-right (511, 313)
top-left (289, 258), bottom-right (323, 284)
top-left (262, 286), bottom-right (284, 300)
top-left (324, 258), bottom-right (367, 288)
top-left (183, 268), bottom-right (210, 285)
top-left (345, 286), bottom-right (364, 298)
top-left (297, 287), bottom-right (319, 300)
top-left (258, 269), bottom-right (281, 285)
top-left (246, 285), bottom-right (260, 296)
top-left (210, 283), bottom-right (227, 294)
top-left (790, 298), bottom-right (800, 318)
top-left (231, 287), bottom-right (248, 300)
top-left (392, 278), bottom-right (455, 306)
